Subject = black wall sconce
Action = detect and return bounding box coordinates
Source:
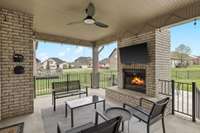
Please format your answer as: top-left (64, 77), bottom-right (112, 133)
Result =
top-left (14, 66), bottom-right (25, 74)
top-left (13, 53), bottom-right (24, 62)
top-left (13, 51), bottom-right (25, 74)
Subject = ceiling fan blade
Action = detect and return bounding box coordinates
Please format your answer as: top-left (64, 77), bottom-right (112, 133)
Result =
top-left (86, 2), bottom-right (95, 17)
top-left (67, 21), bottom-right (82, 25)
top-left (95, 21), bottom-right (109, 28)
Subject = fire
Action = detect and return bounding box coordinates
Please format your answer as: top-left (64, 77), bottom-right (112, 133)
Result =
top-left (131, 76), bottom-right (144, 86)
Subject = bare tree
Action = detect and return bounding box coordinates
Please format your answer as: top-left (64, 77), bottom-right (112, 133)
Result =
top-left (175, 44), bottom-right (191, 67)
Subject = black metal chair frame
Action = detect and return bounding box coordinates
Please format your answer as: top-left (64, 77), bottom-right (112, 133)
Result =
top-left (57, 111), bottom-right (122, 133)
top-left (52, 80), bottom-right (88, 111)
top-left (123, 97), bottom-right (170, 133)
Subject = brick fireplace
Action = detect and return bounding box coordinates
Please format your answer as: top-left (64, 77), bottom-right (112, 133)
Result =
top-left (106, 29), bottom-right (171, 107)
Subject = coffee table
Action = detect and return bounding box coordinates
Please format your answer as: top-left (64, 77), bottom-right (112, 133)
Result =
top-left (65, 95), bottom-right (105, 127)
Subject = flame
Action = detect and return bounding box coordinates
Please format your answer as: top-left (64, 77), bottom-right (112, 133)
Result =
top-left (131, 76), bottom-right (144, 86)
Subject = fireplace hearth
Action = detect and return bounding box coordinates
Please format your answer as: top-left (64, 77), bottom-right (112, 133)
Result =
top-left (123, 69), bottom-right (146, 93)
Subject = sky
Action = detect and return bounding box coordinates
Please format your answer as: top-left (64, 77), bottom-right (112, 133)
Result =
top-left (36, 41), bottom-right (117, 62)
top-left (37, 20), bottom-right (200, 62)
top-left (170, 20), bottom-right (200, 56)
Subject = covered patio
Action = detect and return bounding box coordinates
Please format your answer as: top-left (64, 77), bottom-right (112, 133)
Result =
top-left (0, 0), bottom-right (200, 133)
top-left (0, 89), bottom-right (200, 133)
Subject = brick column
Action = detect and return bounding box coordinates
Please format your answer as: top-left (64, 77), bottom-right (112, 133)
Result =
top-left (33, 40), bottom-right (38, 76)
top-left (0, 8), bottom-right (34, 120)
top-left (92, 45), bottom-right (99, 89)
top-left (0, 11), bottom-right (2, 120)
top-left (155, 29), bottom-right (171, 95)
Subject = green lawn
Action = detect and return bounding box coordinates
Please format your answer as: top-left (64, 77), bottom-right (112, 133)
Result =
top-left (35, 68), bottom-right (117, 95)
top-left (171, 65), bottom-right (200, 87)
top-left (172, 65), bottom-right (200, 71)
top-left (35, 66), bottom-right (200, 96)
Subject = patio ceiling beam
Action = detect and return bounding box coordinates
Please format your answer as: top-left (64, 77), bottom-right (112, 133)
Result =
top-left (35, 32), bottom-right (94, 47)
top-left (95, 1), bottom-right (200, 45)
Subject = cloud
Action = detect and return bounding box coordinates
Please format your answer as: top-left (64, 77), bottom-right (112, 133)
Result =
top-left (37, 52), bottom-right (49, 62)
top-left (58, 51), bottom-right (66, 57)
top-left (75, 47), bottom-right (83, 54)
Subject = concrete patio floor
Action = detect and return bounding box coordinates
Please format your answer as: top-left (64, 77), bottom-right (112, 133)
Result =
top-left (0, 89), bottom-right (199, 133)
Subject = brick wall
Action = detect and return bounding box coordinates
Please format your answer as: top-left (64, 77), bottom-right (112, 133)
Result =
top-left (0, 63), bottom-right (1, 120)
top-left (117, 29), bottom-right (170, 97)
top-left (0, 8), bottom-right (34, 120)
top-left (155, 29), bottom-right (171, 90)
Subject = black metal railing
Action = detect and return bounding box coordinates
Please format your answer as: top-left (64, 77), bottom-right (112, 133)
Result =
top-left (99, 72), bottom-right (117, 89)
top-left (34, 76), bottom-right (59, 96)
top-left (159, 79), bottom-right (197, 122)
top-left (172, 70), bottom-right (200, 80)
top-left (196, 85), bottom-right (200, 120)
top-left (34, 72), bottom-right (117, 96)
top-left (159, 79), bottom-right (172, 96)
top-left (34, 73), bottom-right (92, 96)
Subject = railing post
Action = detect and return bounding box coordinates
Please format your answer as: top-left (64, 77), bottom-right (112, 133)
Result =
top-left (90, 73), bottom-right (92, 88)
top-left (67, 74), bottom-right (69, 82)
top-left (192, 82), bottom-right (196, 122)
top-left (33, 76), bottom-right (36, 98)
top-left (187, 71), bottom-right (189, 79)
top-left (171, 80), bottom-right (175, 115)
top-left (112, 74), bottom-right (115, 86)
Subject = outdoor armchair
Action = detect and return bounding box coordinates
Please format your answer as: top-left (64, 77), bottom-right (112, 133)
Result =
top-left (57, 110), bottom-right (122, 133)
top-left (123, 97), bottom-right (170, 133)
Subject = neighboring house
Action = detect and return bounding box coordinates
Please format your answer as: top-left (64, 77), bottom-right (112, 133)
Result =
top-left (99, 48), bottom-right (117, 69)
top-left (68, 62), bottom-right (75, 68)
top-left (170, 52), bottom-right (193, 68)
top-left (36, 58), bottom-right (42, 70)
top-left (191, 56), bottom-right (200, 65)
top-left (42, 58), bottom-right (69, 70)
top-left (99, 58), bottom-right (109, 68)
top-left (33, 58), bottom-right (42, 75)
top-left (170, 52), bottom-right (181, 68)
top-left (74, 57), bottom-right (92, 68)
top-left (108, 48), bottom-right (117, 69)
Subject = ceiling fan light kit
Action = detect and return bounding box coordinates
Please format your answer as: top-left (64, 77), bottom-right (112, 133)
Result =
top-left (84, 16), bottom-right (95, 24)
top-left (67, 2), bottom-right (109, 28)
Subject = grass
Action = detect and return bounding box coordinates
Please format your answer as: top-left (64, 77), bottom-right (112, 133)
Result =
top-left (35, 65), bottom-right (200, 95)
top-left (171, 65), bottom-right (200, 87)
top-left (172, 65), bottom-right (200, 71)
top-left (35, 68), bottom-right (117, 95)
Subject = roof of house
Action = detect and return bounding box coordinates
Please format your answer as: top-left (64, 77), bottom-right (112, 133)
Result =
top-left (99, 48), bottom-right (117, 64)
top-left (99, 58), bottom-right (109, 64)
top-left (191, 55), bottom-right (200, 58)
top-left (74, 57), bottom-right (92, 62)
top-left (170, 51), bottom-right (194, 60)
top-left (170, 52), bottom-right (179, 60)
top-left (36, 58), bottom-right (41, 63)
top-left (48, 57), bottom-right (67, 64)
top-left (108, 48), bottom-right (117, 58)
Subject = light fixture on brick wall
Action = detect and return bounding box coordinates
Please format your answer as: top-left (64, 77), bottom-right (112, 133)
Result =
top-left (3, 15), bottom-right (6, 21)
top-left (194, 19), bottom-right (197, 26)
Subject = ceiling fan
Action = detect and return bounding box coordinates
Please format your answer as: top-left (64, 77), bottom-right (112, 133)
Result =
top-left (67, 2), bottom-right (109, 28)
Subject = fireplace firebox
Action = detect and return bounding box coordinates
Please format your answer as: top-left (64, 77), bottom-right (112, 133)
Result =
top-left (123, 69), bottom-right (146, 93)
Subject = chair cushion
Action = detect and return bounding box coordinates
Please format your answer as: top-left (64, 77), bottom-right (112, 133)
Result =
top-left (128, 106), bottom-right (150, 122)
top-left (55, 90), bottom-right (86, 99)
top-left (57, 122), bottom-right (94, 133)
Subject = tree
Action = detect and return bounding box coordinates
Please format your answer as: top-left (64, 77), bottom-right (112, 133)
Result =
top-left (175, 44), bottom-right (191, 67)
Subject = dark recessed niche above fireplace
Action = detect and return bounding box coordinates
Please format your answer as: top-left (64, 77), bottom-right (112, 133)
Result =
top-left (119, 43), bottom-right (149, 64)
top-left (123, 69), bottom-right (146, 93)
